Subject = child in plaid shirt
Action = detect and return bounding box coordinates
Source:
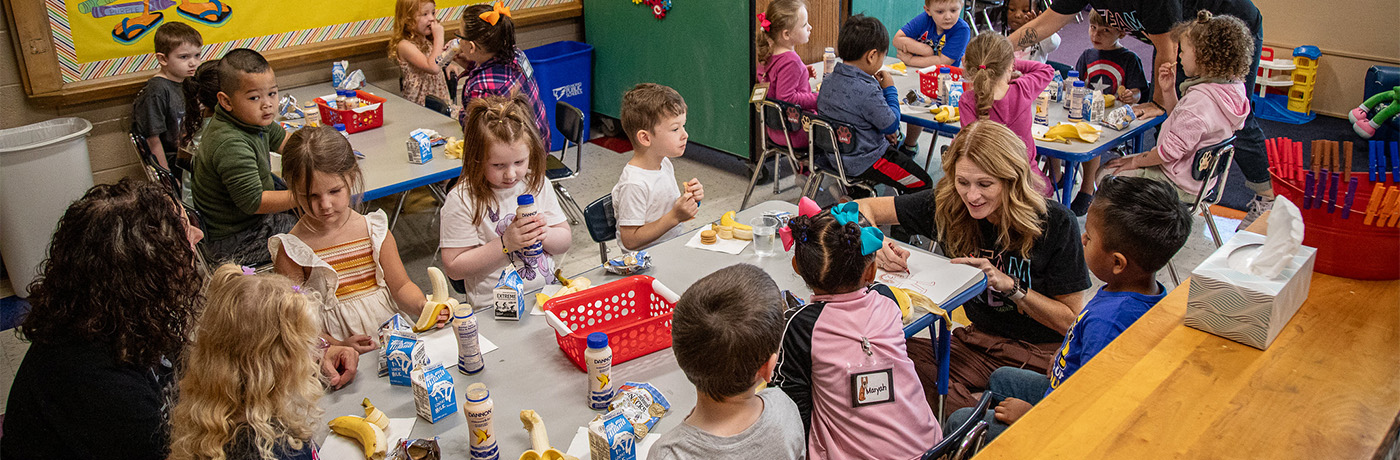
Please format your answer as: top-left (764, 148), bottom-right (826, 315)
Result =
top-left (451, 1), bottom-right (550, 147)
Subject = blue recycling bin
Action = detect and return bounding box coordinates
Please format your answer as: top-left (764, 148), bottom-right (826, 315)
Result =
top-left (525, 41), bottom-right (593, 152)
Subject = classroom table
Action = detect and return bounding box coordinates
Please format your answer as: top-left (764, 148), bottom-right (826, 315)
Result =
top-left (281, 83), bottom-right (462, 203)
top-left (813, 59), bottom-right (1165, 204)
top-left (973, 213), bottom-right (1400, 459)
top-left (315, 200), bottom-right (986, 458)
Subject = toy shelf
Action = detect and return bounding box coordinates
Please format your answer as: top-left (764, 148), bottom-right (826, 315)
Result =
top-left (1259, 58), bottom-right (1297, 71)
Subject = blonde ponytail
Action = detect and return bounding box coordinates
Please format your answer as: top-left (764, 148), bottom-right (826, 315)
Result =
top-left (961, 32), bottom-right (1015, 120)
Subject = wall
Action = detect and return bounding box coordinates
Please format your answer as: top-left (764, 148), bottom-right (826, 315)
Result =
top-left (1, 4), bottom-right (580, 185)
top-left (1256, 0), bottom-right (1400, 117)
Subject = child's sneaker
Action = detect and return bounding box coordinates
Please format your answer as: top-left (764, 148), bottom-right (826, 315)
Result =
top-left (1236, 194), bottom-right (1275, 231)
top-left (898, 142), bottom-right (919, 158)
top-left (1070, 192), bottom-right (1094, 217)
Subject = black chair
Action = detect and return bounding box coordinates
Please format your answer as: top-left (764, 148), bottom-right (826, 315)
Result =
top-left (964, 0), bottom-right (1005, 34)
top-left (582, 194), bottom-right (618, 264)
top-left (923, 392), bottom-right (996, 460)
top-left (130, 131), bottom-right (180, 197)
top-left (1167, 135), bottom-right (1236, 284)
top-left (424, 95), bottom-right (453, 117)
top-left (743, 98), bottom-right (809, 209)
top-left (803, 113), bottom-right (881, 200)
top-left (181, 201), bottom-right (214, 274)
top-left (549, 101), bottom-right (587, 225)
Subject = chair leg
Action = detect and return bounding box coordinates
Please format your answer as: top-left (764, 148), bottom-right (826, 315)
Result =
top-left (1201, 205), bottom-right (1224, 247)
top-left (388, 191), bottom-right (410, 231)
top-left (554, 183), bottom-right (584, 225)
top-left (598, 242), bottom-right (609, 265)
top-left (938, 395), bottom-right (946, 425)
top-left (1168, 260), bottom-right (1181, 286)
top-left (742, 150), bottom-right (774, 210)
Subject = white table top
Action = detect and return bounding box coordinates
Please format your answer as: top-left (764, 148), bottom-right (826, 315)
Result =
top-left (315, 200), bottom-right (985, 458)
top-left (281, 83), bottom-right (464, 201)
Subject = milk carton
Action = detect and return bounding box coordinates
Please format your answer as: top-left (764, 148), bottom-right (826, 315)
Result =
top-left (588, 410), bottom-right (638, 460)
top-left (493, 269), bottom-right (524, 320)
top-left (386, 330), bottom-right (428, 386)
top-left (407, 129), bottom-right (434, 164)
top-left (411, 362), bottom-right (460, 423)
top-left (378, 314), bottom-right (412, 377)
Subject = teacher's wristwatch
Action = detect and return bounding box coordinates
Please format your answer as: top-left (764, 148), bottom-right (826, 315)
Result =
top-left (991, 281), bottom-right (1027, 302)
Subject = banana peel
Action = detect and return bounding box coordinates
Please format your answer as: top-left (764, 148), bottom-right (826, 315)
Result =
top-left (720, 211), bottom-right (752, 231)
top-left (1103, 94), bottom-right (1116, 107)
top-left (535, 270), bottom-right (592, 306)
top-left (329, 415), bottom-right (388, 460)
top-left (414, 267), bottom-right (458, 332)
top-left (931, 106), bottom-right (960, 123)
top-left (444, 137), bottom-right (464, 159)
top-left (1035, 122), bottom-right (1102, 144)
top-left (519, 410), bottom-right (578, 460)
top-left (891, 286), bottom-right (944, 325)
top-left (362, 398), bottom-right (390, 432)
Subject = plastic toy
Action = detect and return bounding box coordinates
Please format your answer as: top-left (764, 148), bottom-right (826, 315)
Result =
top-left (1351, 86), bottom-right (1400, 139)
top-left (1287, 46), bottom-right (1321, 114)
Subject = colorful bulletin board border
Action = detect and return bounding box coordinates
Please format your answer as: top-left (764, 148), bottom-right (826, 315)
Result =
top-left (47, 0), bottom-right (566, 83)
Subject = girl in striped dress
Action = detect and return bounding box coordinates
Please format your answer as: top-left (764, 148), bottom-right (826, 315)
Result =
top-left (269, 126), bottom-right (450, 353)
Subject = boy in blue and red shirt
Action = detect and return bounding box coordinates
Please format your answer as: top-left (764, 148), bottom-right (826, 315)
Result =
top-left (892, 0), bottom-right (972, 156)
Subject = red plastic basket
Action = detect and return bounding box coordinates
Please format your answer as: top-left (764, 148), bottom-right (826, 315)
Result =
top-left (917, 65), bottom-right (964, 100)
top-left (1271, 171), bottom-right (1399, 280)
top-left (542, 275), bottom-right (679, 372)
top-left (315, 90), bottom-right (386, 134)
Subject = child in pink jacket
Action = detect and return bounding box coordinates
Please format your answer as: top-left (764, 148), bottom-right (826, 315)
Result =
top-left (756, 0), bottom-right (817, 148)
top-left (1105, 11), bottom-right (1254, 201)
top-left (958, 32), bottom-right (1055, 195)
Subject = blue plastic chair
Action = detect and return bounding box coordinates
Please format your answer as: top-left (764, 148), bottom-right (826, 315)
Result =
top-left (582, 194), bottom-right (617, 264)
top-left (901, 274), bottom-right (988, 423)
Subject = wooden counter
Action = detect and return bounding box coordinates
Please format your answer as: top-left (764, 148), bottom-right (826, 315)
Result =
top-left (975, 215), bottom-right (1400, 459)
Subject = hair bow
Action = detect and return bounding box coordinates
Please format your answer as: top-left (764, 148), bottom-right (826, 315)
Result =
top-left (858, 226), bottom-right (885, 256)
top-left (241, 266), bottom-right (256, 276)
top-left (479, 1), bottom-right (511, 25)
top-left (757, 13), bottom-right (771, 31)
top-left (829, 202), bottom-right (861, 226)
top-left (780, 197), bottom-right (822, 251)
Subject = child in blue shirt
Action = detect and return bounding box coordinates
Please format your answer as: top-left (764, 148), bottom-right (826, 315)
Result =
top-left (816, 15), bottom-right (934, 195)
top-left (944, 176), bottom-right (1191, 441)
top-left (893, 0), bottom-right (972, 156)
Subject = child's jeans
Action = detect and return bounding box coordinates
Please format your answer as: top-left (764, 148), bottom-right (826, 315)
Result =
top-left (943, 367), bottom-right (1050, 441)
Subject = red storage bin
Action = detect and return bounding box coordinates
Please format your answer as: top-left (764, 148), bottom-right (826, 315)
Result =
top-left (1271, 171), bottom-right (1400, 280)
top-left (543, 275), bottom-right (679, 372)
top-left (315, 90), bottom-right (385, 133)
top-left (918, 65), bottom-right (964, 100)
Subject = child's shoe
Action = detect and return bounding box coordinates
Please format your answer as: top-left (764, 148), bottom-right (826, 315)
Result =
top-left (1070, 192), bottom-right (1094, 217)
top-left (1236, 194), bottom-right (1275, 231)
top-left (898, 142), bottom-right (919, 158)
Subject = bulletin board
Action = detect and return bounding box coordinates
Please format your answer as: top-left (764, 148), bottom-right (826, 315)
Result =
top-left (6, 0), bottom-right (579, 104)
top-left (584, 0), bottom-right (753, 158)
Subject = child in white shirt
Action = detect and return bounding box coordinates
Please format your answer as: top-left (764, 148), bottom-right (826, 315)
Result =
top-left (612, 83), bottom-right (704, 251)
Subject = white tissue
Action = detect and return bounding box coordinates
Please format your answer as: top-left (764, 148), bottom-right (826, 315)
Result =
top-left (1245, 198), bottom-right (1305, 278)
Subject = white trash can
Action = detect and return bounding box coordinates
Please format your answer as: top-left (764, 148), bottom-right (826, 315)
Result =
top-left (0, 118), bottom-right (94, 298)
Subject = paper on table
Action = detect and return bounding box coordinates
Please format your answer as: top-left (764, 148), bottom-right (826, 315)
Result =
top-left (565, 426), bottom-right (661, 460)
top-left (319, 417), bottom-right (415, 458)
top-left (683, 230), bottom-right (750, 255)
top-left (875, 250), bottom-right (985, 306)
top-left (420, 326), bottom-right (498, 368)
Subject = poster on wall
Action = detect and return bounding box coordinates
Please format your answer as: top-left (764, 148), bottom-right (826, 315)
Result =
top-left (48, 0), bottom-right (567, 83)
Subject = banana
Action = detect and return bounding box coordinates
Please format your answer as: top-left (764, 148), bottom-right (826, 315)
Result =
top-left (328, 415), bottom-right (387, 460)
top-left (720, 211), bottom-right (752, 232)
top-left (535, 271), bottom-right (593, 307)
top-left (933, 106), bottom-right (960, 123)
top-left (361, 398), bottom-right (389, 432)
top-left (414, 268), bottom-right (456, 332)
top-left (889, 286), bottom-right (913, 321)
top-left (519, 410), bottom-right (578, 460)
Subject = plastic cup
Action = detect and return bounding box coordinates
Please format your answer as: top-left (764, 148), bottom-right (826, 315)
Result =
top-left (751, 216), bottom-right (781, 257)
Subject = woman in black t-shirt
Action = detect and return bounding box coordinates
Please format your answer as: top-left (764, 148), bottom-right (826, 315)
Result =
top-left (855, 121), bottom-right (1091, 413)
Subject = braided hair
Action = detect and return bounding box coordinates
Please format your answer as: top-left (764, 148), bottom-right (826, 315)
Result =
top-left (788, 211), bottom-right (875, 294)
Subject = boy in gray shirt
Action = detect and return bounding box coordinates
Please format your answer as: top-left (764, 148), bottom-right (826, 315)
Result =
top-left (816, 14), bottom-right (933, 194)
top-left (649, 264), bottom-right (806, 460)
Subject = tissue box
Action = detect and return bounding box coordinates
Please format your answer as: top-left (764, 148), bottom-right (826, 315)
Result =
top-left (588, 410), bottom-right (638, 460)
top-left (493, 269), bottom-right (524, 320)
top-left (411, 362), bottom-right (459, 423)
top-left (407, 129), bottom-right (434, 164)
top-left (386, 331), bottom-right (428, 386)
top-left (1185, 231), bottom-right (1317, 349)
top-left (378, 314), bottom-right (412, 377)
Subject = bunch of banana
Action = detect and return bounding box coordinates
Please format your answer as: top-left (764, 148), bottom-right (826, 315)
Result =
top-left (328, 399), bottom-right (391, 460)
top-left (414, 267), bottom-right (459, 332)
top-left (534, 270), bottom-right (592, 306)
top-left (932, 106), bottom-right (960, 123)
top-left (518, 410), bottom-right (578, 460)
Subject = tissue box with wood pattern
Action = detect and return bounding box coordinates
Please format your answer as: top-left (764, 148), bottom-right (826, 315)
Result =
top-left (1186, 231), bottom-right (1316, 350)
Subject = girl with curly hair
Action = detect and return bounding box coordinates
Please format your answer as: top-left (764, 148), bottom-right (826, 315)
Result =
top-left (169, 265), bottom-right (325, 460)
top-left (2, 179), bottom-right (206, 459)
top-left (1104, 11), bottom-right (1254, 202)
top-left (854, 121), bottom-right (1091, 413)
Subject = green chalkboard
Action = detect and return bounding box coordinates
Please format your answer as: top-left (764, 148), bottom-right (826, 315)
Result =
top-left (849, 0), bottom-right (925, 58)
top-left (584, 0), bottom-right (754, 158)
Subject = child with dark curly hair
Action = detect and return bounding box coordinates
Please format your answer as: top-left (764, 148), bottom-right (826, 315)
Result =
top-left (1102, 11), bottom-right (1254, 202)
top-left (771, 204), bottom-right (939, 459)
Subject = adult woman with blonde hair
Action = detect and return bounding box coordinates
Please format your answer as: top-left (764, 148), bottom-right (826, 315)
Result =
top-left (169, 264), bottom-right (325, 460)
top-left (855, 121), bottom-right (1090, 413)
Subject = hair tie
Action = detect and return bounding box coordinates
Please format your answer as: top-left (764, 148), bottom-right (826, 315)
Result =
top-left (757, 13), bottom-right (771, 31)
top-left (479, 1), bottom-right (511, 25)
top-left (978, 64), bottom-right (986, 69)
top-left (241, 266), bottom-right (255, 276)
top-left (292, 285), bottom-right (302, 294)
